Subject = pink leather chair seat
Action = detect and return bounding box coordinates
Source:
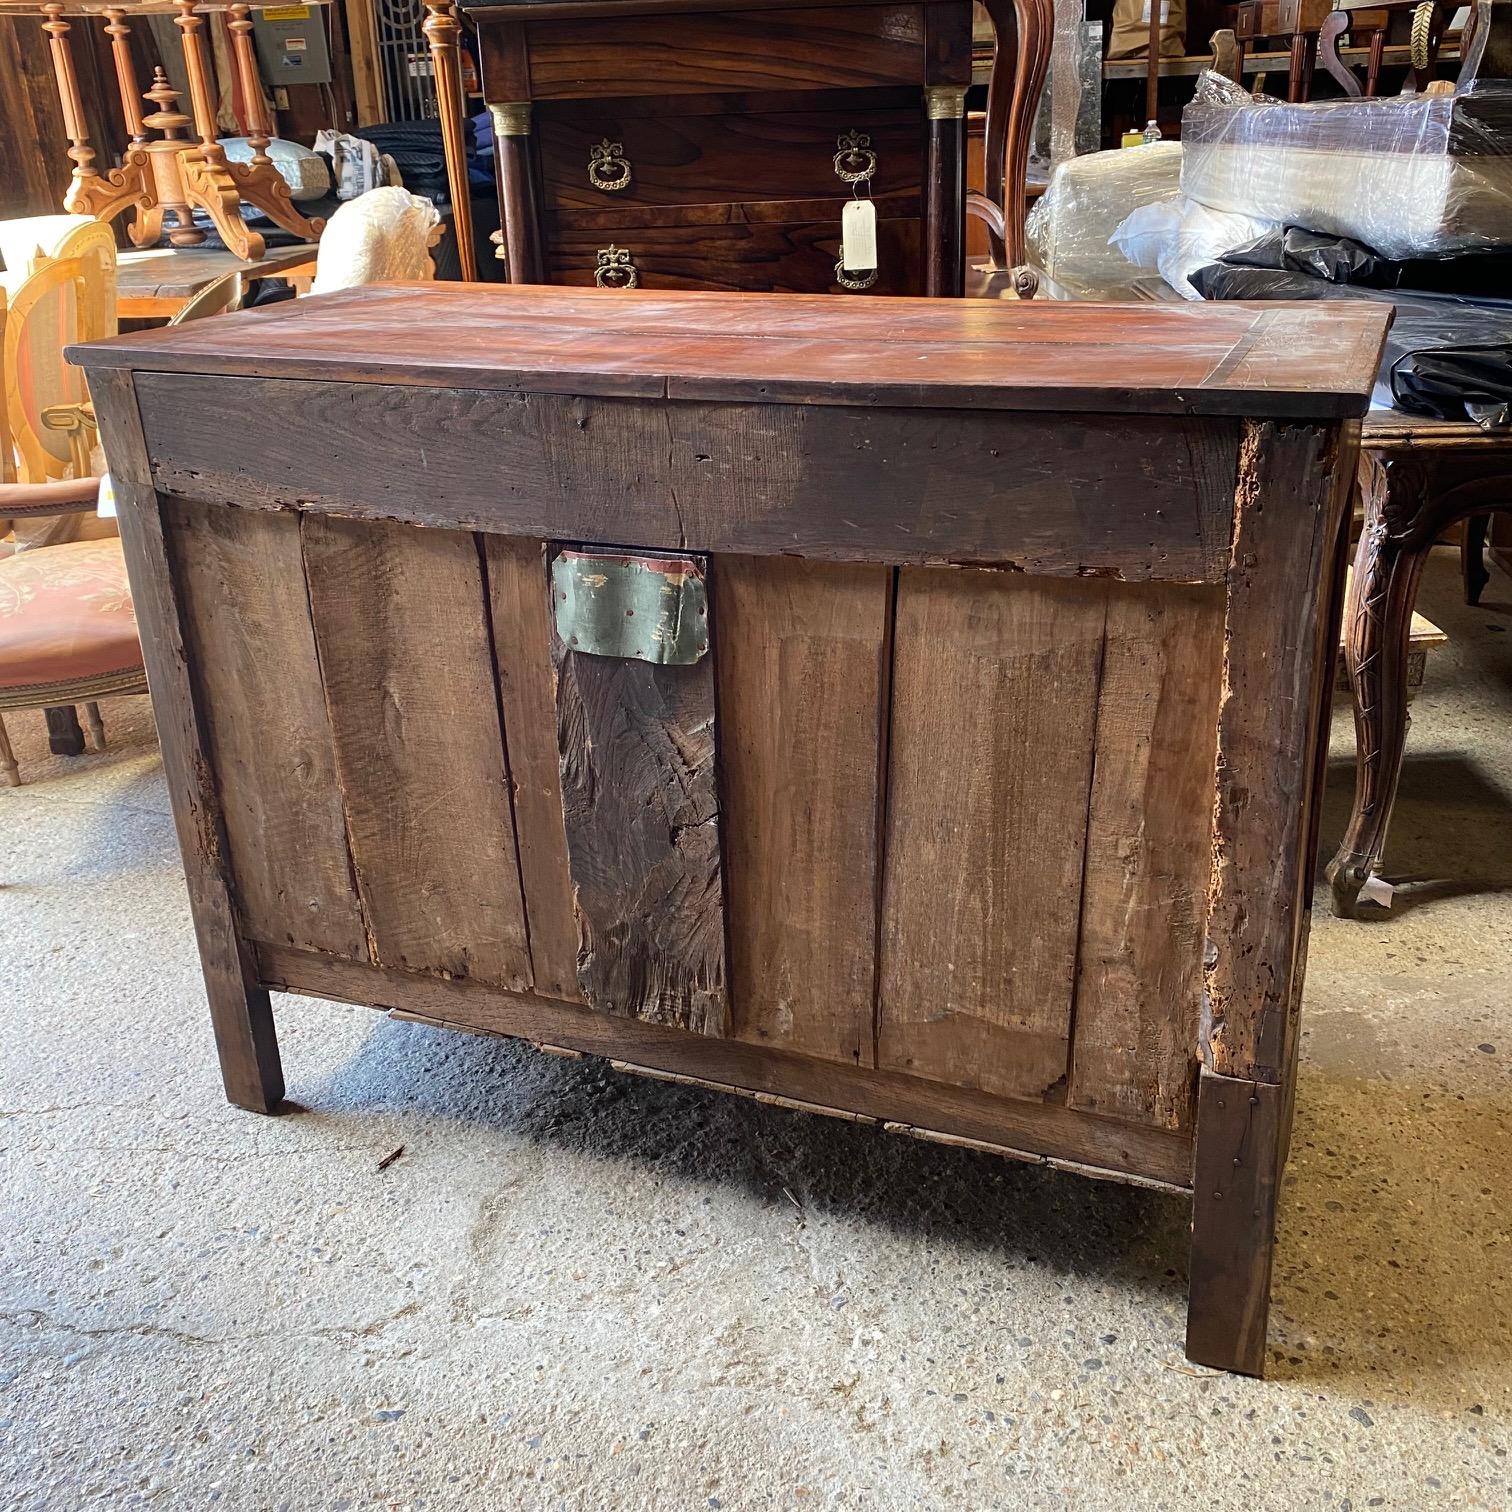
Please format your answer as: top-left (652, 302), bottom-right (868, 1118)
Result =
top-left (0, 538), bottom-right (142, 690)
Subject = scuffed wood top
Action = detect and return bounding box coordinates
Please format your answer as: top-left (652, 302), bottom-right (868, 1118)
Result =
top-left (69, 283), bottom-right (1391, 418)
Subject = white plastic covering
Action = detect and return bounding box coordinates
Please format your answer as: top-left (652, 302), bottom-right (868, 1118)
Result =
top-left (1112, 197), bottom-right (1278, 298)
top-left (1180, 74), bottom-right (1512, 260)
top-left (1025, 142), bottom-right (1183, 299)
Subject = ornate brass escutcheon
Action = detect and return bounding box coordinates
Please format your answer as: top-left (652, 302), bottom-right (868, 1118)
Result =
top-left (833, 261), bottom-right (879, 291)
top-left (594, 244), bottom-right (639, 289)
top-left (587, 137), bottom-right (632, 192)
top-left (833, 129), bottom-right (878, 185)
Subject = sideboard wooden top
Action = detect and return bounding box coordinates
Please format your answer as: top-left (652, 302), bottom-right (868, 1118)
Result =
top-left (71, 283), bottom-right (1391, 418)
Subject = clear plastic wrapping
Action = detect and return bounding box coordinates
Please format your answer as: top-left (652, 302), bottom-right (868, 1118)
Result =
top-left (1025, 142), bottom-right (1183, 299)
top-left (1180, 76), bottom-right (1512, 260)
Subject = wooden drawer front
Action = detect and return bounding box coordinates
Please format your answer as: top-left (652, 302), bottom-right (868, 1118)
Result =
top-left (547, 217), bottom-right (922, 294)
top-left (538, 109), bottom-right (924, 212)
top-left (522, 6), bottom-right (928, 99)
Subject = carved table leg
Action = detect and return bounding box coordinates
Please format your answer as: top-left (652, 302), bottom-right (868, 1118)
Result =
top-left (1326, 453), bottom-right (1433, 918)
top-left (1463, 514), bottom-right (1491, 605)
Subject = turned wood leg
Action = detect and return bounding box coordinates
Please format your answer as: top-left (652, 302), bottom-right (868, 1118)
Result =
top-left (82, 701), bottom-right (106, 751)
top-left (0, 714), bottom-right (19, 786)
top-left (424, 0), bottom-right (478, 281)
top-left (1326, 457), bottom-right (1431, 918)
top-left (45, 705), bottom-right (85, 756)
top-left (1463, 514), bottom-right (1491, 605)
top-left (492, 103), bottom-right (544, 284)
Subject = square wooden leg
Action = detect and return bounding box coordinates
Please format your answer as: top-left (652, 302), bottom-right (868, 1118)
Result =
top-left (207, 975), bottom-right (284, 1113)
top-left (1185, 1068), bottom-right (1286, 1376)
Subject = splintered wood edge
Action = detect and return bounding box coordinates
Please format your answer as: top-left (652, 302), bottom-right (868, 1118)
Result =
top-left (388, 1007), bottom-right (1188, 1194)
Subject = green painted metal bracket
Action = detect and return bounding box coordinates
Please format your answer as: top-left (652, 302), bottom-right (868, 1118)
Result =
top-left (551, 549), bottom-right (710, 665)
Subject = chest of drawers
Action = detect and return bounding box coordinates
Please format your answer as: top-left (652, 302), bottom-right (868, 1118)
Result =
top-left (459, 0), bottom-right (974, 296)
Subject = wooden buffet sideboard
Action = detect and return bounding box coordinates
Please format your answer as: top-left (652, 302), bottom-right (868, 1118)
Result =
top-left (74, 286), bottom-right (1388, 1376)
top-left (455, 0), bottom-right (975, 296)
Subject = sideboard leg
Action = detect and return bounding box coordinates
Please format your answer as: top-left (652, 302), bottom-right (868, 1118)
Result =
top-left (1326, 454), bottom-right (1430, 918)
top-left (88, 367), bottom-right (286, 1115)
top-left (1463, 513), bottom-right (1491, 605)
top-left (1185, 1068), bottom-right (1285, 1376)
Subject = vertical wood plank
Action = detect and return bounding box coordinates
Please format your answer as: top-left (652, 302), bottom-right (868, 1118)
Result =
top-left (878, 569), bottom-right (1107, 1100)
top-left (164, 497), bottom-right (369, 962)
top-left (1203, 420), bottom-right (1353, 1084)
top-left (88, 369), bottom-right (283, 1112)
top-left (482, 534), bottom-right (583, 1003)
top-left (1069, 582), bottom-right (1225, 1131)
top-left (715, 554), bottom-right (891, 1068)
top-left (301, 514), bottom-right (533, 992)
top-left (551, 553), bottom-right (728, 1035)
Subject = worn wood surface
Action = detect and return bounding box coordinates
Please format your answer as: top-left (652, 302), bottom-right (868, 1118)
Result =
top-left (552, 554), bottom-right (727, 1034)
top-left (87, 369), bottom-right (283, 1113)
top-left (1069, 583), bottom-right (1225, 1131)
top-left (73, 285), bottom-right (1391, 419)
top-left (301, 515), bottom-right (533, 991)
top-left (133, 374), bottom-right (1239, 581)
top-left (163, 499), bottom-right (369, 963)
top-left (879, 570), bottom-right (1106, 1100)
top-left (482, 534), bottom-right (583, 1003)
top-left (255, 943), bottom-right (1194, 1188)
top-left (1204, 420), bottom-right (1353, 1084)
top-left (715, 555), bottom-right (890, 1066)
top-left (1185, 1068), bottom-right (1286, 1376)
top-left (521, 4), bottom-right (930, 97)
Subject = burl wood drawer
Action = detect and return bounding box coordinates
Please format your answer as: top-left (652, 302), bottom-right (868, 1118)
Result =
top-left (518, 4), bottom-right (929, 99)
top-left (537, 108), bottom-right (925, 211)
top-left (546, 216), bottom-right (923, 293)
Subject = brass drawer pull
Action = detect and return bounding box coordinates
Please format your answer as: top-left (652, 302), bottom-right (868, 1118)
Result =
top-left (588, 138), bottom-right (632, 192)
top-left (594, 244), bottom-right (638, 289)
top-left (834, 261), bottom-right (878, 291)
top-left (833, 129), bottom-right (877, 185)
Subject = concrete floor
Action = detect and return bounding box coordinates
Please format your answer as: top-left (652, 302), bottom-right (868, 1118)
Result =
top-left (3, 546), bottom-right (1510, 1511)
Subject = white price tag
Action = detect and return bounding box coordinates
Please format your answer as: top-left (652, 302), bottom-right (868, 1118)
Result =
top-left (841, 199), bottom-right (877, 273)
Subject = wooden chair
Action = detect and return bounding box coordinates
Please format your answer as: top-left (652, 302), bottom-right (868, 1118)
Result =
top-left (967, 0), bottom-right (1056, 298)
top-left (0, 247), bottom-right (145, 787)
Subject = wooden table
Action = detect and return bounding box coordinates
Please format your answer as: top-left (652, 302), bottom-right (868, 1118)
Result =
top-left (73, 285), bottom-right (1388, 1376)
top-left (116, 244), bottom-right (319, 318)
top-left (1327, 410), bottom-right (1512, 918)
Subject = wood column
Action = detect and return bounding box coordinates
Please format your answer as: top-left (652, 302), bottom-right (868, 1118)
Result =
top-left (924, 84), bottom-right (966, 298)
top-left (173, 0), bottom-right (226, 162)
top-left (492, 100), bottom-right (544, 284)
top-left (39, 2), bottom-right (100, 204)
top-left (226, 3), bottom-right (272, 167)
top-left (102, 8), bottom-right (147, 144)
top-left (423, 0), bottom-right (478, 281)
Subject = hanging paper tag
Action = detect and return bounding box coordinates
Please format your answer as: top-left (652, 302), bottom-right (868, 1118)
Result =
top-left (841, 198), bottom-right (877, 273)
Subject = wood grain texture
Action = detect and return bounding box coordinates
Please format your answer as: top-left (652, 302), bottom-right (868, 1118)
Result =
top-left (482, 534), bottom-right (583, 1003)
top-left (300, 514), bottom-right (533, 991)
top-left (133, 374), bottom-right (1239, 582)
top-left (546, 216), bottom-right (923, 294)
top-left (714, 554), bottom-right (890, 1066)
top-left (879, 569), bottom-right (1107, 1101)
top-left (88, 369), bottom-right (283, 1113)
top-left (552, 557), bottom-right (728, 1034)
top-left (163, 498), bottom-right (369, 963)
top-left (1185, 1068), bottom-right (1285, 1376)
top-left (256, 943), bottom-right (1194, 1188)
top-left (1069, 582), bottom-right (1225, 1132)
top-left (1204, 420), bottom-right (1353, 1084)
top-left (71, 284), bottom-right (1392, 419)
top-left (537, 107), bottom-right (925, 210)
top-left (522, 5), bottom-right (929, 98)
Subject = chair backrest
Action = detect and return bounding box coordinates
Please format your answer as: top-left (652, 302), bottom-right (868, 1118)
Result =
top-left (169, 267), bottom-right (256, 326)
top-left (0, 216), bottom-right (116, 341)
top-left (4, 254), bottom-right (94, 483)
top-left (310, 187), bottom-right (445, 295)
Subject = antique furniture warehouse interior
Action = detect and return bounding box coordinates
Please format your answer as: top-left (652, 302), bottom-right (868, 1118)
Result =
top-left (3, 0), bottom-right (1512, 1503)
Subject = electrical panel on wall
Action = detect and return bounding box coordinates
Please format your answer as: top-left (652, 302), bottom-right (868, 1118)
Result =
top-left (252, 4), bottom-right (335, 86)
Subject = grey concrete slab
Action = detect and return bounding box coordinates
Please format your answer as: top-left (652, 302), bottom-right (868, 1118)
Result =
top-left (2, 548), bottom-right (1509, 1510)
